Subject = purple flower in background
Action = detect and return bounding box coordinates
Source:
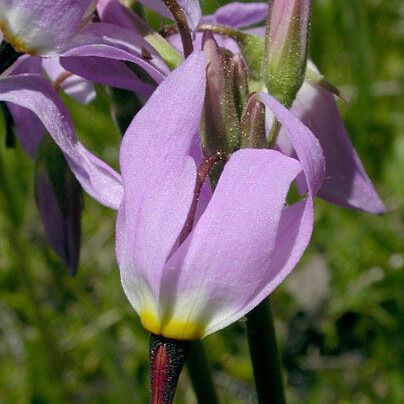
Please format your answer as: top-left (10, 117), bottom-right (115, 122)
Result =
top-left (43, 57), bottom-right (96, 104)
top-left (0, 59), bottom-right (123, 209)
top-left (0, 0), bottom-right (97, 55)
top-left (174, 0), bottom-right (383, 215)
top-left (6, 55), bottom-right (95, 274)
top-left (115, 51), bottom-right (324, 339)
top-left (275, 77), bottom-right (385, 214)
top-left (35, 135), bottom-right (82, 275)
top-left (139, 0), bottom-right (202, 31)
top-left (0, 0), bottom-right (171, 93)
top-left (0, 53), bottom-right (112, 272)
top-left (3, 54), bottom-right (95, 156)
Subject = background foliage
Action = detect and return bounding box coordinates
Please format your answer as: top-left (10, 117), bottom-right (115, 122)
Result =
top-left (0, 0), bottom-right (403, 402)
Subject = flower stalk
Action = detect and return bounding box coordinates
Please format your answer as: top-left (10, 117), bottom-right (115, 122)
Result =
top-left (162, 0), bottom-right (193, 57)
top-left (246, 298), bottom-right (286, 404)
top-left (186, 341), bottom-right (219, 404)
top-left (149, 334), bottom-right (189, 404)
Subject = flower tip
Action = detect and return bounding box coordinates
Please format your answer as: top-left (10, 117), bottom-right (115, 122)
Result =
top-left (369, 200), bottom-right (386, 216)
top-left (149, 334), bottom-right (189, 404)
top-left (66, 259), bottom-right (79, 277)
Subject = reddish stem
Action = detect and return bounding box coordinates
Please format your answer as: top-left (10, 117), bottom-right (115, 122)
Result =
top-left (149, 334), bottom-right (188, 404)
top-left (53, 71), bottom-right (73, 92)
top-left (177, 153), bottom-right (224, 245)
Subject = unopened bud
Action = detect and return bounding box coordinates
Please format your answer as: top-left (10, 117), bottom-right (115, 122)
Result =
top-left (35, 135), bottom-right (82, 275)
top-left (201, 32), bottom-right (240, 156)
top-left (239, 34), bottom-right (265, 80)
top-left (264, 0), bottom-right (311, 107)
top-left (240, 94), bottom-right (266, 149)
top-left (232, 54), bottom-right (250, 119)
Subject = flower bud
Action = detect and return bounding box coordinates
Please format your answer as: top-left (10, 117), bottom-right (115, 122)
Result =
top-left (264, 0), bottom-right (311, 107)
top-left (35, 135), bottom-right (82, 275)
top-left (239, 34), bottom-right (265, 80)
top-left (240, 94), bottom-right (266, 149)
top-left (200, 31), bottom-right (240, 156)
top-left (231, 54), bottom-right (249, 119)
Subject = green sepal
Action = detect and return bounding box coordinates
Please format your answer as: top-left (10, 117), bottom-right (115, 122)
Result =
top-left (239, 34), bottom-right (265, 80)
top-left (200, 33), bottom-right (240, 156)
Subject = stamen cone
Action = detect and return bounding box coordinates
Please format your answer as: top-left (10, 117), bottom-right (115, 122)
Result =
top-left (149, 334), bottom-right (189, 404)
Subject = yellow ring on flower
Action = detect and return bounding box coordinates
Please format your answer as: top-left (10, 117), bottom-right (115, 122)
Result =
top-left (140, 310), bottom-right (204, 341)
top-left (0, 20), bottom-right (36, 54)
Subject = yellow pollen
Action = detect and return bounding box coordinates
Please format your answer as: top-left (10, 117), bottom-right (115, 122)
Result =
top-left (140, 310), bottom-right (204, 341)
top-left (0, 20), bottom-right (36, 54)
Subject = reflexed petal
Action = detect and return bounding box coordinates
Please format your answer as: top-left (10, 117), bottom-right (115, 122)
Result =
top-left (260, 92), bottom-right (325, 195)
top-left (117, 52), bottom-right (206, 313)
top-left (158, 149), bottom-right (303, 339)
top-left (137, 0), bottom-right (172, 20)
top-left (211, 2), bottom-right (268, 28)
top-left (35, 156), bottom-right (81, 275)
top-left (60, 23), bottom-right (169, 83)
top-left (60, 56), bottom-right (155, 97)
top-left (138, 0), bottom-right (201, 31)
top-left (97, 0), bottom-right (149, 34)
top-left (168, 32), bottom-right (240, 58)
top-left (207, 197), bottom-right (314, 336)
top-left (4, 54), bottom-right (42, 76)
top-left (42, 58), bottom-right (95, 104)
top-left (278, 82), bottom-right (385, 213)
top-left (0, 74), bottom-right (123, 208)
top-left (0, 0), bottom-right (93, 54)
top-left (5, 55), bottom-right (44, 156)
top-left (176, 0), bottom-right (202, 31)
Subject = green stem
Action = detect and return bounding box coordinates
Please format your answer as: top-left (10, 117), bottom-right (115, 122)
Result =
top-left (197, 24), bottom-right (246, 42)
top-left (186, 341), bottom-right (219, 404)
top-left (246, 298), bottom-right (286, 404)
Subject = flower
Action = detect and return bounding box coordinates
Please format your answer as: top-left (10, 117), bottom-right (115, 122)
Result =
top-left (275, 76), bottom-right (385, 214)
top-left (116, 51), bottom-right (324, 340)
top-left (1, 55), bottom-right (93, 273)
top-left (0, 0), bottom-right (96, 55)
top-left (0, 59), bottom-right (123, 209)
top-left (35, 135), bottom-right (82, 275)
top-left (0, 0), bottom-right (171, 93)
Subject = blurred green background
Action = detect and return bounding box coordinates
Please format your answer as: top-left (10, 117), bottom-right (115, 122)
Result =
top-left (0, 0), bottom-right (403, 402)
